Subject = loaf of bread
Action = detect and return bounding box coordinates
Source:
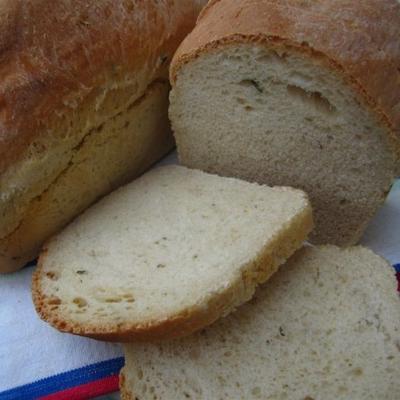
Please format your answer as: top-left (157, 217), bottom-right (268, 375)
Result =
top-left (169, 0), bottom-right (400, 246)
top-left (0, 0), bottom-right (206, 273)
top-left (121, 245), bottom-right (400, 399)
top-left (32, 165), bottom-right (312, 341)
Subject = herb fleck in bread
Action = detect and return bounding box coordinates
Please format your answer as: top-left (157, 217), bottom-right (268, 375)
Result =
top-left (32, 165), bottom-right (312, 341)
top-left (169, 0), bottom-right (400, 246)
top-left (121, 245), bottom-right (400, 400)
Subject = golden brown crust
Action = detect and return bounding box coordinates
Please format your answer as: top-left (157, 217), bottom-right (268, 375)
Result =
top-left (0, 0), bottom-right (201, 175)
top-left (170, 0), bottom-right (400, 149)
top-left (32, 199), bottom-right (313, 342)
top-left (0, 0), bottom-right (205, 273)
top-left (119, 369), bottom-right (134, 400)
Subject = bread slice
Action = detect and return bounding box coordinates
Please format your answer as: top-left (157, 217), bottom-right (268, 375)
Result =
top-left (169, 0), bottom-right (400, 246)
top-left (32, 165), bottom-right (312, 341)
top-left (121, 245), bottom-right (400, 400)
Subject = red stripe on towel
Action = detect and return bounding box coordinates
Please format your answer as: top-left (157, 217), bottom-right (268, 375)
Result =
top-left (39, 375), bottom-right (119, 400)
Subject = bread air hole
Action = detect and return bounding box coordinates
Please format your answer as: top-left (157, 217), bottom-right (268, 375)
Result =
top-left (48, 296), bottom-right (62, 305)
top-left (239, 79), bottom-right (263, 93)
top-left (286, 84), bottom-right (337, 115)
top-left (45, 271), bottom-right (60, 281)
top-left (123, 294), bottom-right (135, 303)
top-left (257, 49), bottom-right (287, 64)
top-left (104, 297), bottom-right (123, 303)
top-left (73, 297), bottom-right (87, 308)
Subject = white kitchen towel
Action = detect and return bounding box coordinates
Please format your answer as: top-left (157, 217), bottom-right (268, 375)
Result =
top-left (0, 263), bottom-right (124, 400)
top-left (0, 157), bottom-right (399, 399)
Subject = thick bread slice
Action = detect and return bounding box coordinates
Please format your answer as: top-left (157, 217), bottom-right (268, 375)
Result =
top-left (0, 0), bottom-right (207, 273)
top-left (121, 246), bottom-right (400, 400)
top-left (169, 0), bottom-right (400, 246)
top-left (32, 165), bottom-right (312, 341)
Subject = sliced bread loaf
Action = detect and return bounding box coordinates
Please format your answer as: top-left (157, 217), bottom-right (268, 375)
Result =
top-left (169, 0), bottom-right (400, 246)
top-left (121, 245), bottom-right (400, 400)
top-left (32, 165), bottom-right (312, 341)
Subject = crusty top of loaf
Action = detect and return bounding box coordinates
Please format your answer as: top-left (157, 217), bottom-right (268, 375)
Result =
top-left (0, 0), bottom-right (203, 175)
top-left (170, 0), bottom-right (400, 147)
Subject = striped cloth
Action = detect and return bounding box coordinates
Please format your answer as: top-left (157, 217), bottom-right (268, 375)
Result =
top-left (0, 358), bottom-right (123, 400)
top-left (1, 170), bottom-right (399, 400)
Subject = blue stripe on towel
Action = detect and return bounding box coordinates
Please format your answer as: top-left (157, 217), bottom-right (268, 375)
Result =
top-left (0, 357), bottom-right (124, 400)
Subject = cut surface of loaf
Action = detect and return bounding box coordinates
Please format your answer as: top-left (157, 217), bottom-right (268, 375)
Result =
top-left (169, 0), bottom-right (400, 246)
top-left (121, 245), bottom-right (400, 400)
top-left (32, 165), bottom-right (312, 341)
top-left (0, 0), bottom-right (207, 273)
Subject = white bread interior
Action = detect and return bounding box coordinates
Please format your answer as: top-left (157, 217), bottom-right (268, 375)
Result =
top-left (170, 43), bottom-right (397, 245)
top-left (121, 245), bottom-right (400, 399)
